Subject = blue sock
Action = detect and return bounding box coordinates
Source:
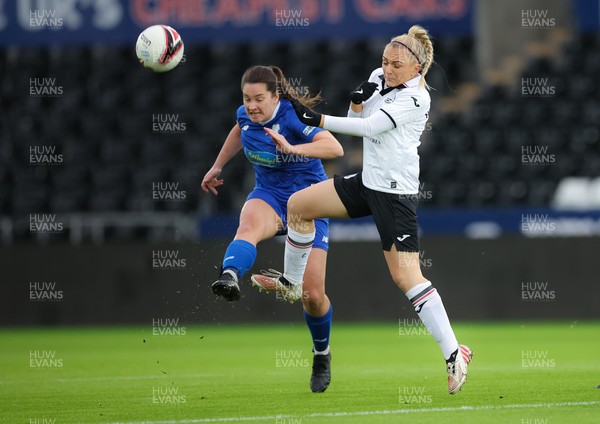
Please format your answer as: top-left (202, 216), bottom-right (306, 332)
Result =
top-left (221, 239), bottom-right (257, 279)
top-left (304, 305), bottom-right (332, 353)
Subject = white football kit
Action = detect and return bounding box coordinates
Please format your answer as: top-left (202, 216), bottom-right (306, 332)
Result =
top-left (322, 69), bottom-right (430, 194)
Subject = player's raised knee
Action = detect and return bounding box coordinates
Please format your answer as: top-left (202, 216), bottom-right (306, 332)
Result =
top-left (235, 215), bottom-right (265, 242)
top-left (287, 191), bottom-right (312, 219)
top-left (236, 215), bottom-right (255, 234)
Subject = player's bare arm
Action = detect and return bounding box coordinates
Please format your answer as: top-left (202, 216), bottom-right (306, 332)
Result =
top-left (264, 127), bottom-right (343, 159)
top-left (201, 124), bottom-right (242, 195)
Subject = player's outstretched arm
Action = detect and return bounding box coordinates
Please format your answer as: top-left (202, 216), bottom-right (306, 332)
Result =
top-left (291, 81), bottom-right (378, 125)
top-left (264, 128), bottom-right (343, 160)
top-left (292, 102), bottom-right (394, 139)
top-left (201, 124), bottom-right (242, 195)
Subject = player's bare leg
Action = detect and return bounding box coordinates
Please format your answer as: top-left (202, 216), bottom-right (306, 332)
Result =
top-left (287, 179), bottom-right (350, 228)
top-left (384, 246), bottom-right (473, 393)
top-left (212, 199), bottom-right (281, 301)
top-left (302, 248), bottom-right (330, 317)
top-left (251, 179), bottom-right (348, 301)
top-left (284, 179), bottom-right (349, 283)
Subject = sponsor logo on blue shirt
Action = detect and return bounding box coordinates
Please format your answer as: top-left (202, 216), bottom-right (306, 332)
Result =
top-left (244, 148), bottom-right (278, 167)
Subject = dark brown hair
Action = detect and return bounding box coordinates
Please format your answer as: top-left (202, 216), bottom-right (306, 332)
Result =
top-left (240, 65), bottom-right (321, 107)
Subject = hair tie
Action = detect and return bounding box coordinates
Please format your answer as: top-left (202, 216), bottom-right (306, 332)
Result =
top-left (391, 41), bottom-right (421, 66)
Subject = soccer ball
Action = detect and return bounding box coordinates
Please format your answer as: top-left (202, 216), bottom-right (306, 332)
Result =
top-left (135, 25), bottom-right (184, 73)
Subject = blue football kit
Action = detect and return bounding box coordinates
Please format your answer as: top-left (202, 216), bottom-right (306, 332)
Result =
top-left (221, 99), bottom-right (330, 279)
top-left (237, 99), bottom-right (329, 251)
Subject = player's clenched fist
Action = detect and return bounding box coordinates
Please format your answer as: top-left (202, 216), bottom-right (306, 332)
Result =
top-left (290, 97), bottom-right (322, 127)
top-left (350, 81), bottom-right (378, 104)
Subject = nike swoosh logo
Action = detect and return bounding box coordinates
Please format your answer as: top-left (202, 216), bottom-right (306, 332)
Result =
top-left (355, 89), bottom-right (363, 94)
top-left (303, 113), bottom-right (312, 119)
top-left (224, 256), bottom-right (235, 261)
top-left (397, 235), bottom-right (411, 242)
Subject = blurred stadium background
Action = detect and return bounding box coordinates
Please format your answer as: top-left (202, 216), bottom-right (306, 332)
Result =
top-left (1, 0), bottom-right (599, 323)
top-left (1, 1), bottom-right (600, 423)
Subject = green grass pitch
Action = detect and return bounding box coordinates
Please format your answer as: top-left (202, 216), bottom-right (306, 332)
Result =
top-left (1, 321), bottom-right (598, 423)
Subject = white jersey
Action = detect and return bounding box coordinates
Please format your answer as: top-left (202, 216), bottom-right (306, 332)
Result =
top-left (351, 69), bottom-right (430, 194)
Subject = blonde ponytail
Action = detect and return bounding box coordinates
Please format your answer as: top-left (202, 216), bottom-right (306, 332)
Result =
top-left (391, 25), bottom-right (434, 89)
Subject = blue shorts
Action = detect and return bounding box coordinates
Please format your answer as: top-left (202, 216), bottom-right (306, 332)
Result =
top-left (247, 188), bottom-right (329, 251)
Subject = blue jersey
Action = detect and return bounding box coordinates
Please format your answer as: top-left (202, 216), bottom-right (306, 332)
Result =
top-left (237, 99), bottom-right (328, 204)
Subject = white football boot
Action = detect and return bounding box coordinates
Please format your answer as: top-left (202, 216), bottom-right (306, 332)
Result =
top-left (251, 269), bottom-right (303, 303)
top-left (447, 344), bottom-right (473, 394)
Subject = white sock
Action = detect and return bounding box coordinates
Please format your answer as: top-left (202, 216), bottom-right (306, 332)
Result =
top-left (222, 268), bottom-right (238, 283)
top-left (284, 227), bottom-right (315, 285)
top-left (406, 281), bottom-right (459, 360)
top-left (314, 346), bottom-right (330, 355)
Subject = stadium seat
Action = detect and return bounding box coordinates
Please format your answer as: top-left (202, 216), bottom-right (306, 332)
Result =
top-left (551, 177), bottom-right (592, 210)
top-left (588, 177), bottom-right (600, 209)
top-left (2, 31), bottom-right (599, 238)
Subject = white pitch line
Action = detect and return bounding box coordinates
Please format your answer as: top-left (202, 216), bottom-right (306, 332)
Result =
top-left (55, 374), bottom-right (210, 383)
top-left (54, 374), bottom-right (223, 383)
top-left (0, 373), bottom-right (224, 384)
top-left (110, 401), bottom-right (600, 424)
